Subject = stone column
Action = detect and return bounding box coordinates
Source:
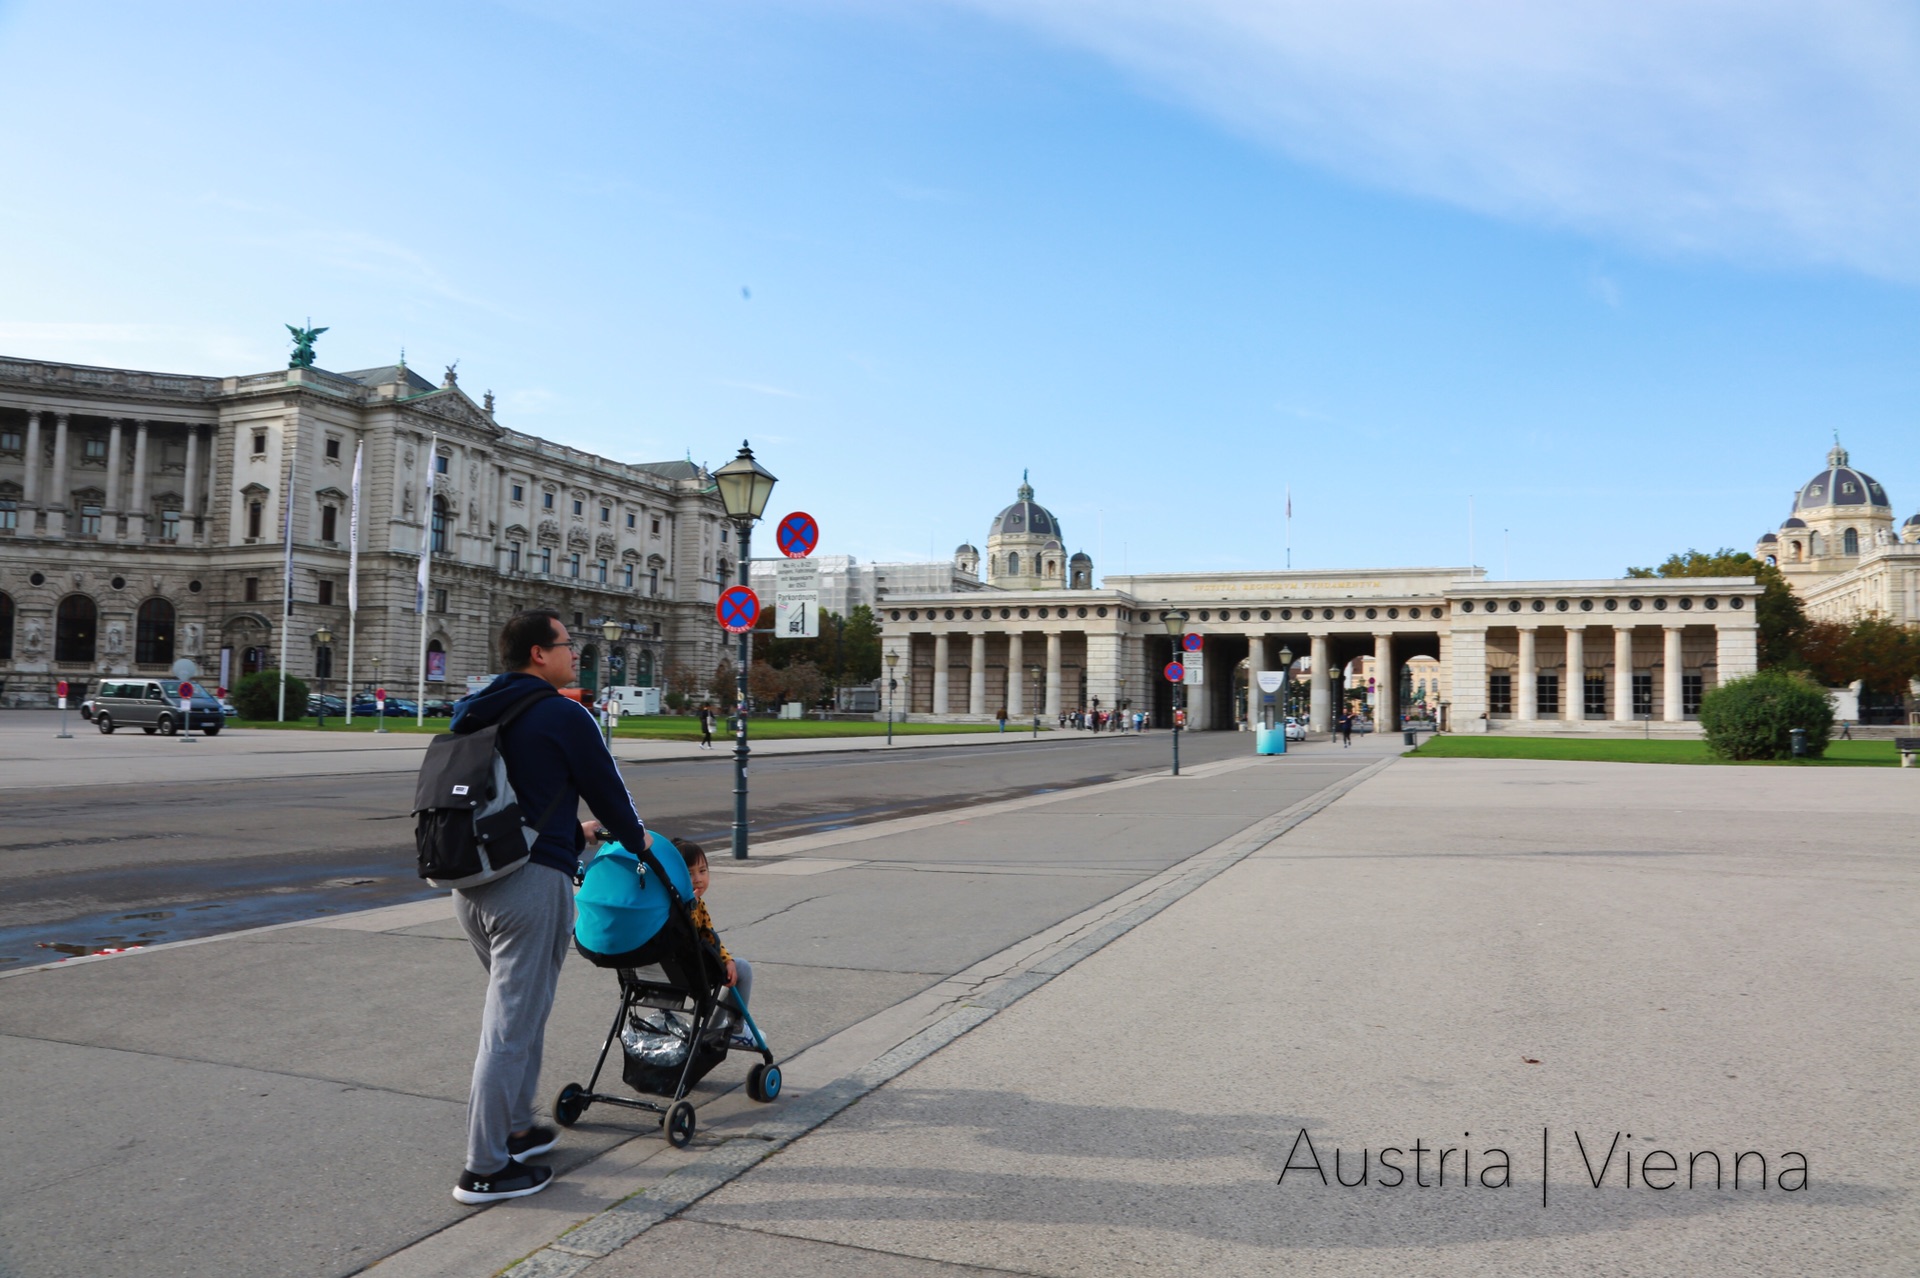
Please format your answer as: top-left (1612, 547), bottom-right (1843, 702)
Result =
top-left (1564, 627), bottom-right (1585, 722)
top-left (1374, 632), bottom-right (1395, 731)
top-left (969, 632), bottom-right (987, 717)
top-left (47, 412), bottom-right (69, 536)
top-left (104, 419), bottom-right (125, 516)
top-left (1663, 625), bottom-right (1684, 721)
top-left (128, 421), bottom-right (150, 540)
top-left (1517, 627), bottom-right (1537, 720)
top-left (1006, 632), bottom-right (1025, 716)
top-left (932, 633), bottom-right (950, 714)
top-left (1715, 619), bottom-right (1758, 684)
top-left (1309, 633), bottom-right (1331, 733)
top-left (1614, 627), bottom-right (1635, 721)
top-left (183, 426), bottom-right (201, 543)
top-left (1045, 631), bottom-right (1063, 719)
top-left (22, 411), bottom-right (40, 507)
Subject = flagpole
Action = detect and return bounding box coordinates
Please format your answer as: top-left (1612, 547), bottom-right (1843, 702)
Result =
top-left (1285, 484), bottom-right (1292, 571)
top-left (276, 440), bottom-right (298, 721)
top-left (345, 440), bottom-right (362, 725)
top-left (416, 435), bottom-right (437, 727)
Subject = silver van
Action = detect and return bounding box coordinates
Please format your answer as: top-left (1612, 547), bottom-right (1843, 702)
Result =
top-left (94, 678), bottom-right (225, 736)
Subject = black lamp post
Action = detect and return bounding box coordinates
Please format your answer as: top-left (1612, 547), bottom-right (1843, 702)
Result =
top-left (1163, 608), bottom-right (1189, 775)
top-left (1276, 643), bottom-right (1294, 732)
top-left (885, 651), bottom-right (898, 745)
top-left (314, 625), bottom-right (332, 727)
top-left (713, 441), bottom-right (777, 860)
top-left (600, 617), bottom-right (623, 745)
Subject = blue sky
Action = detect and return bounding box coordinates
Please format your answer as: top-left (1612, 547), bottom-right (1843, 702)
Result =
top-left (3, 0), bottom-right (1918, 581)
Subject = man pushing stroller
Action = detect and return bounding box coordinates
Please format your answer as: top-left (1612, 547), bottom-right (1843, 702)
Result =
top-left (443, 610), bottom-right (654, 1205)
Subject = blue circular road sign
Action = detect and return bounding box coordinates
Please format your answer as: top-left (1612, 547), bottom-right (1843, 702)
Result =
top-left (717, 586), bottom-right (761, 633)
top-left (776, 511), bottom-right (819, 558)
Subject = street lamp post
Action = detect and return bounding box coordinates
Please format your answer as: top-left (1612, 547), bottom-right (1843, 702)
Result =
top-left (1276, 644), bottom-right (1294, 734)
top-left (885, 651), bottom-right (898, 745)
top-left (1162, 609), bottom-right (1189, 776)
top-left (1029, 664), bottom-right (1043, 738)
top-left (314, 625), bottom-right (333, 727)
top-left (713, 441), bottom-right (777, 860)
top-left (600, 617), bottom-right (623, 745)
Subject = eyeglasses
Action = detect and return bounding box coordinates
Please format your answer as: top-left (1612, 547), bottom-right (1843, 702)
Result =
top-left (541, 640), bottom-right (580, 653)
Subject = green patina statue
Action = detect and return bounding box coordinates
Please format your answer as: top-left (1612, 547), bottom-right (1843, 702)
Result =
top-left (286, 322), bottom-right (328, 369)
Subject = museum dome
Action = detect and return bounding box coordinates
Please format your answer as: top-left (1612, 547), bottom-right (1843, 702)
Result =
top-left (1906, 513), bottom-right (1920, 528)
top-left (1795, 444), bottom-right (1890, 511)
top-left (1781, 516), bottom-right (1807, 529)
top-left (1758, 532), bottom-right (1778, 543)
top-left (991, 473), bottom-right (1062, 540)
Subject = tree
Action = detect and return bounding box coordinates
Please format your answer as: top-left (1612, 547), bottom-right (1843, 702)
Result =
top-left (1626, 548), bottom-right (1804, 667)
top-left (1699, 669), bottom-right (1833, 760)
top-left (234, 670), bottom-right (308, 721)
top-left (841, 605), bottom-right (882, 684)
top-left (747, 658), bottom-right (785, 708)
top-left (1799, 616), bottom-right (1920, 693)
top-left (782, 660), bottom-right (827, 709)
top-left (711, 658), bottom-right (737, 710)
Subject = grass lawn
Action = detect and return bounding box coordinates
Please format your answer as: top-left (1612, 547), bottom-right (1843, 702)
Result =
top-left (232, 714), bottom-right (1014, 740)
top-left (1406, 735), bottom-right (1899, 767)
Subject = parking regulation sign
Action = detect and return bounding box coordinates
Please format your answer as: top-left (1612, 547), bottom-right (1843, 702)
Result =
top-left (1163, 661), bottom-right (1185, 683)
top-left (775, 511), bottom-right (818, 558)
top-left (1182, 633), bottom-right (1203, 653)
top-left (717, 585), bottom-right (761, 633)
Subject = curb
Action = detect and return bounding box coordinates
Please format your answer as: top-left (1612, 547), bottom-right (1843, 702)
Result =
top-left (499, 754), bottom-right (1396, 1276)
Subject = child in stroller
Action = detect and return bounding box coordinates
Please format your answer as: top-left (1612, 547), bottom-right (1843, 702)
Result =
top-left (552, 832), bottom-right (781, 1147)
top-left (681, 840), bottom-right (759, 1052)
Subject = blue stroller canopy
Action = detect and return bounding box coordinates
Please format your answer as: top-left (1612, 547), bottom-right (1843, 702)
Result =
top-left (574, 836), bottom-right (695, 959)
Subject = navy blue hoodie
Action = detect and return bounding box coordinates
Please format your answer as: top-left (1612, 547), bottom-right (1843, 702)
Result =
top-left (449, 672), bottom-right (648, 876)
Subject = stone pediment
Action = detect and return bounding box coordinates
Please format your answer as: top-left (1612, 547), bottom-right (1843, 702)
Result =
top-left (403, 388), bottom-right (496, 433)
top-left (240, 481), bottom-right (270, 497)
top-left (503, 523), bottom-right (529, 541)
top-left (315, 485), bottom-right (348, 502)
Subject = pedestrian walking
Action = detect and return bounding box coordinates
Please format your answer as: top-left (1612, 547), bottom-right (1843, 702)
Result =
top-left (1340, 712), bottom-right (1354, 747)
top-left (698, 703), bottom-right (715, 749)
top-left (997, 705), bottom-right (1008, 733)
top-left (1840, 719), bottom-right (1853, 739)
top-left (444, 609), bottom-right (654, 1205)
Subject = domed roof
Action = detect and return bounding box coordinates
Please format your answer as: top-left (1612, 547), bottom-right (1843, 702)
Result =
top-left (1906, 513), bottom-right (1920, 527)
top-left (1758, 532), bottom-right (1778, 543)
top-left (990, 471), bottom-right (1062, 541)
top-left (1795, 443), bottom-right (1889, 511)
top-left (1069, 550), bottom-right (1092, 563)
top-left (1781, 516), bottom-right (1808, 529)
top-left (955, 542), bottom-right (978, 555)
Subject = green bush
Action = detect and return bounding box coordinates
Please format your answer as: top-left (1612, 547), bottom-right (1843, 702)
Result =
top-left (234, 670), bottom-right (310, 721)
top-left (1699, 670), bottom-right (1832, 760)
top-left (664, 691), bottom-right (687, 711)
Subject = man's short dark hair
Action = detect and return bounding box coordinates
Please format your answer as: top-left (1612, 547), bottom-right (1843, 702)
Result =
top-left (500, 610), bottom-right (562, 669)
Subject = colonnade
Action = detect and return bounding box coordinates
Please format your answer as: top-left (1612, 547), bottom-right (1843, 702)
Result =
top-left (926, 630), bottom-right (1068, 718)
top-left (12, 411), bottom-right (215, 543)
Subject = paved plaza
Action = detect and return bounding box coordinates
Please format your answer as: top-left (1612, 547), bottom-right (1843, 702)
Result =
top-left (1, 736), bottom-right (1914, 1277)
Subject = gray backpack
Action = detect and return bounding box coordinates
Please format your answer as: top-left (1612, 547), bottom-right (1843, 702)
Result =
top-left (411, 688), bottom-right (561, 889)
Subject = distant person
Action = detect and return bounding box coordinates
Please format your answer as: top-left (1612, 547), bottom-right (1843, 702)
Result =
top-left (1340, 712), bottom-right (1354, 747)
top-left (997, 705), bottom-right (1008, 733)
top-left (1839, 719), bottom-right (1853, 740)
top-left (446, 610), bottom-right (652, 1206)
top-left (698, 703), bottom-right (716, 750)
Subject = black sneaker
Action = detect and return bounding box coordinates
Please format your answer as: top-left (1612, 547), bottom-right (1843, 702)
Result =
top-left (453, 1158), bottom-right (553, 1205)
top-left (508, 1125), bottom-right (559, 1159)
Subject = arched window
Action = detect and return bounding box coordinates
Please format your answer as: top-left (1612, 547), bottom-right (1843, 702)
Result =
top-left (1008, 552), bottom-right (1020, 576)
top-left (636, 648), bottom-right (655, 687)
top-left (1810, 531), bottom-right (1823, 556)
top-left (0, 591), bottom-right (12, 660)
top-left (431, 496), bottom-right (449, 554)
top-left (1790, 540), bottom-right (1803, 561)
top-left (55, 595), bottom-right (97, 664)
top-left (135, 598), bottom-right (175, 665)
top-left (1844, 527), bottom-right (1859, 555)
top-left (578, 644), bottom-right (599, 694)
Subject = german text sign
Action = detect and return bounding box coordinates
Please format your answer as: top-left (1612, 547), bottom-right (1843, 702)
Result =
top-left (774, 559), bottom-right (820, 638)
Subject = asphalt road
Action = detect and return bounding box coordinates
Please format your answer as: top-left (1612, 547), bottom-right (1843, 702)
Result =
top-left (0, 731), bottom-right (1251, 968)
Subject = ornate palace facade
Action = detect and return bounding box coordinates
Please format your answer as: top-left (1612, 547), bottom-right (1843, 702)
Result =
top-left (0, 353), bottom-right (732, 705)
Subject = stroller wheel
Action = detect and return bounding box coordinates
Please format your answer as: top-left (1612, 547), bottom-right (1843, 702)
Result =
top-left (554, 1082), bottom-right (588, 1128)
top-left (664, 1099), bottom-right (697, 1148)
top-left (747, 1062), bottom-right (782, 1103)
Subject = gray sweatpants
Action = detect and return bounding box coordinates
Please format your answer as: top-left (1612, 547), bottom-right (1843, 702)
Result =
top-left (453, 866), bottom-right (574, 1174)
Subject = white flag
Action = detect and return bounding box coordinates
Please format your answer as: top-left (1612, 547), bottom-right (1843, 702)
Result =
top-left (282, 444), bottom-right (298, 618)
top-left (347, 440), bottom-right (363, 613)
top-left (416, 434), bottom-right (436, 614)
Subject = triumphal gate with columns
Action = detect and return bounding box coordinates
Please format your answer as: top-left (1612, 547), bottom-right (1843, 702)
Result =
top-left (878, 566), bottom-right (1761, 733)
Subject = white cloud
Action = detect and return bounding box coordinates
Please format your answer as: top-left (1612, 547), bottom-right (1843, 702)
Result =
top-left (944, 0), bottom-right (1920, 280)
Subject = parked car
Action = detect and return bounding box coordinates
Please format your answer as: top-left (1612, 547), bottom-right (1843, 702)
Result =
top-left (1284, 717), bottom-right (1307, 742)
top-left (422, 698), bottom-right (456, 718)
top-left (351, 694), bottom-right (420, 718)
top-left (79, 696), bottom-right (98, 722)
top-left (306, 693), bottom-right (347, 717)
top-left (218, 698), bottom-right (238, 719)
top-left (93, 678), bottom-right (224, 736)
